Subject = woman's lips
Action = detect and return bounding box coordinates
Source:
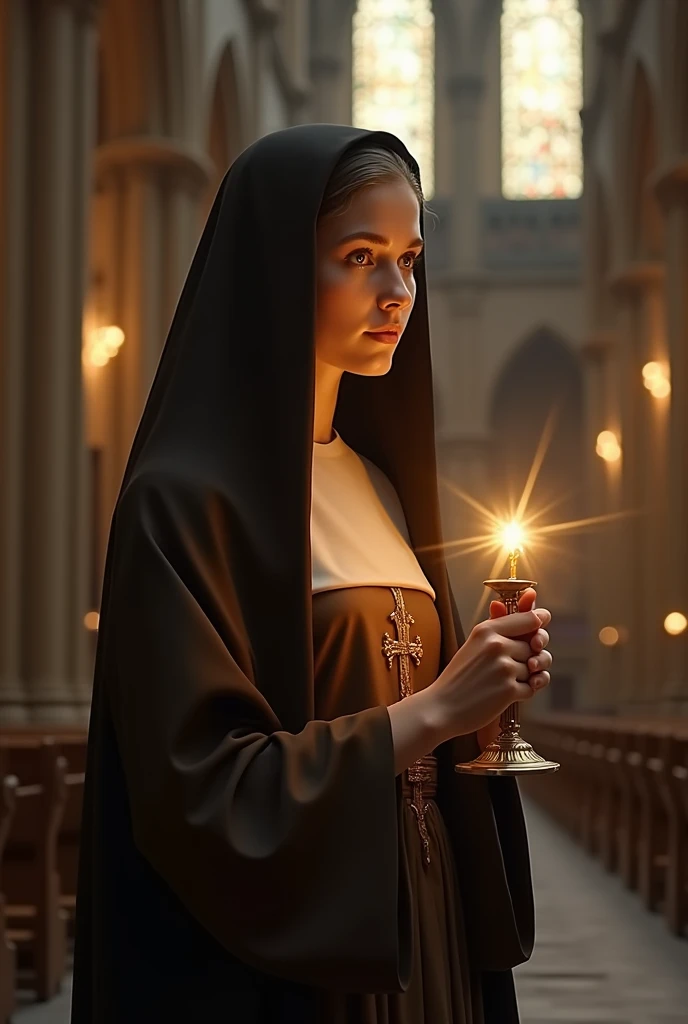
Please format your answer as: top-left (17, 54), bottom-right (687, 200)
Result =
top-left (364, 330), bottom-right (399, 345)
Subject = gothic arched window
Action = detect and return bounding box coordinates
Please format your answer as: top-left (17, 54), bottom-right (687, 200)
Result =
top-left (501, 0), bottom-right (583, 199)
top-left (352, 0), bottom-right (435, 197)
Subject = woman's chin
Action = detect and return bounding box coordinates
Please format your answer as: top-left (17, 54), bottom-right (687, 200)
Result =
top-left (345, 352), bottom-right (395, 377)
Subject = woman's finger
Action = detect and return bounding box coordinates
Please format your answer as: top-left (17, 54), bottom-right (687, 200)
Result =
top-left (530, 628), bottom-right (550, 652)
top-left (529, 671), bottom-right (550, 692)
top-left (502, 638), bottom-right (533, 663)
top-left (528, 650), bottom-right (552, 673)
top-left (532, 607), bottom-right (551, 628)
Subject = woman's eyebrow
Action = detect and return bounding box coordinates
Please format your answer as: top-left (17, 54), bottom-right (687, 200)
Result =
top-left (337, 231), bottom-right (424, 249)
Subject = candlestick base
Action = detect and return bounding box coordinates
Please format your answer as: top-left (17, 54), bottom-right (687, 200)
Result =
top-left (454, 575), bottom-right (560, 777)
top-left (454, 732), bottom-right (560, 775)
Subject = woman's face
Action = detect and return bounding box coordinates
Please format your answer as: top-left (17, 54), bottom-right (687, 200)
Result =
top-left (315, 179), bottom-right (423, 377)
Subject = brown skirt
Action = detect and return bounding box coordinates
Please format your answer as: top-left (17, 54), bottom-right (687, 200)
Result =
top-left (318, 792), bottom-right (484, 1024)
top-left (313, 586), bottom-right (486, 1024)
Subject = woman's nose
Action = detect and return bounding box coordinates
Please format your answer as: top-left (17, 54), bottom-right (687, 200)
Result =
top-left (378, 279), bottom-right (413, 311)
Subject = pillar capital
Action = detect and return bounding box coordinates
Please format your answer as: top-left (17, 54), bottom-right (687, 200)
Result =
top-left (580, 328), bottom-right (619, 363)
top-left (608, 260), bottom-right (664, 296)
top-left (95, 136), bottom-right (215, 196)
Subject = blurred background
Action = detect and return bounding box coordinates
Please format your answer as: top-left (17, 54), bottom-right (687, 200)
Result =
top-left (1, 0), bottom-right (687, 1021)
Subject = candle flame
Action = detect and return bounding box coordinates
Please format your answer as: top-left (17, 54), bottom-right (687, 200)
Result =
top-left (501, 520), bottom-right (525, 554)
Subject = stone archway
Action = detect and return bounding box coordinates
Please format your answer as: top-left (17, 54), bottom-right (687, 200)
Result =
top-left (489, 328), bottom-right (585, 618)
top-left (202, 41), bottom-right (247, 224)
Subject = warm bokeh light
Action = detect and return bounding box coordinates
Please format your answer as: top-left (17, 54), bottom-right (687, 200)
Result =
top-left (596, 430), bottom-right (621, 462)
top-left (427, 409), bottom-right (641, 627)
top-left (642, 361), bottom-right (671, 398)
top-left (84, 610), bottom-right (100, 632)
top-left (599, 626), bottom-right (620, 647)
top-left (664, 612), bottom-right (688, 636)
top-left (82, 325), bottom-right (125, 369)
top-left (649, 377), bottom-right (671, 398)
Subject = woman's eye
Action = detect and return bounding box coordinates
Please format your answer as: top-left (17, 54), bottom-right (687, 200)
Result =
top-left (347, 249), bottom-right (373, 267)
top-left (345, 249), bottom-right (421, 269)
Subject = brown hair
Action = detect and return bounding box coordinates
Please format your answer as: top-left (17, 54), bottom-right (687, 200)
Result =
top-left (318, 144), bottom-right (427, 221)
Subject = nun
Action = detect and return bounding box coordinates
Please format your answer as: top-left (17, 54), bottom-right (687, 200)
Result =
top-left (71, 125), bottom-right (553, 1024)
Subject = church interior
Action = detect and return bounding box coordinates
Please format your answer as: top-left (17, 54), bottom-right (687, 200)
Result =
top-left (1, 0), bottom-right (688, 1019)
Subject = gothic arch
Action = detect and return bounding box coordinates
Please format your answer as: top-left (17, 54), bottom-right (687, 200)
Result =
top-left (202, 41), bottom-right (248, 220)
top-left (489, 327), bottom-right (585, 609)
top-left (489, 327), bottom-right (583, 511)
top-left (206, 41), bottom-right (247, 179)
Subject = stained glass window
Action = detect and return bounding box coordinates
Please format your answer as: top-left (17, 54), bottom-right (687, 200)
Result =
top-left (501, 0), bottom-right (583, 199)
top-left (352, 0), bottom-right (435, 197)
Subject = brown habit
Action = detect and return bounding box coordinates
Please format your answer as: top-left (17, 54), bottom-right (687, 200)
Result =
top-left (70, 125), bottom-right (535, 1023)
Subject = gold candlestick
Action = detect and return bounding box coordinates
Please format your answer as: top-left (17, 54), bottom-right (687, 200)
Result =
top-left (455, 531), bottom-right (559, 776)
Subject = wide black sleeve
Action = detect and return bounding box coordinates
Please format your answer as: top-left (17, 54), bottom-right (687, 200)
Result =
top-left (106, 473), bottom-right (412, 993)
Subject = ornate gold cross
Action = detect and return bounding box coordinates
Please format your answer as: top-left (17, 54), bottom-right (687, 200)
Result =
top-left (407, 760), bottom-right (433, 867)
top-left (382, 587), bottom-right (431, 865)
top-left (382, 586), bottom-right (424, 699)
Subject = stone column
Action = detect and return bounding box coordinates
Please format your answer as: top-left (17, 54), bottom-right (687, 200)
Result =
top-left (436, 75), bottom-right (488, 439)
top-left (309, 54), bottom-right (347, 124)
top-left (654, 161), bottom-right (688, 712)
top-left (0, 0), bottom-right (31, 722)
top-left (3, 0), bottom-right (101, 725)
top-left (433, 73), bottom-right (491, 628)
top-left (89, 137), bottom-right (212, 614)
top-left (580, 332), bottom-right (619, 711)
top-left (447, 73), bottom-right (485, 274)
top-left (609, 263), bottom-right (666, 713)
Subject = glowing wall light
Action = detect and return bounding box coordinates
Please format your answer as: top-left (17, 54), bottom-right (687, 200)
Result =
top-left (596, 430), bottom-right (621, 462)
top-left (664, 612), bottom-right (687, 636)
top-left (82, 325), bottom-right (125, 369)
top-left (642, 361), bottom-right (671, 399)
top-left (599, 626), bottom-right (620, 646)
top-left (84, 610), bottom-right (100, 632)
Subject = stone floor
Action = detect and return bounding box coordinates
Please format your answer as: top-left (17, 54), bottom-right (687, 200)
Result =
top-left (513, 800), bottom-right (688, 1024)
top-left (11, 799), bottom-right (688, 1022)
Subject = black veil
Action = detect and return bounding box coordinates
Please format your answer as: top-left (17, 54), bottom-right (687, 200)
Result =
top-left (71, 125), bottom-right (533, 1022)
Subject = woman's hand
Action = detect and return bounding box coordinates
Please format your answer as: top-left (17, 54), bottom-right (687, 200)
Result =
top-left (476, 587), bottom-right (552, 751)
top-left (423, 589), bottom-right (552, 747)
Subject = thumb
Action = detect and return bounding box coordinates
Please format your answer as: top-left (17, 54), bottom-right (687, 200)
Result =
top-left (489, 608), bottom-right (542, 638)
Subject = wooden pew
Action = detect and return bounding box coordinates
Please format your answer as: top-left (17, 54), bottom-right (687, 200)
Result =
top-left (521, 712), bottom-right (688, 941)
top-left (627, 727), bottom-right (670, 912)
top-left (2, 740), bottom-right (69, 1001)
top-left (0, 768), bottom-right (18, 1024)
top-left (647, 733), bottom-right (688, 935)
top-left (599, 726), bottom-right (622, 874)
top-left (0, 732), bottom-right (86, 941)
